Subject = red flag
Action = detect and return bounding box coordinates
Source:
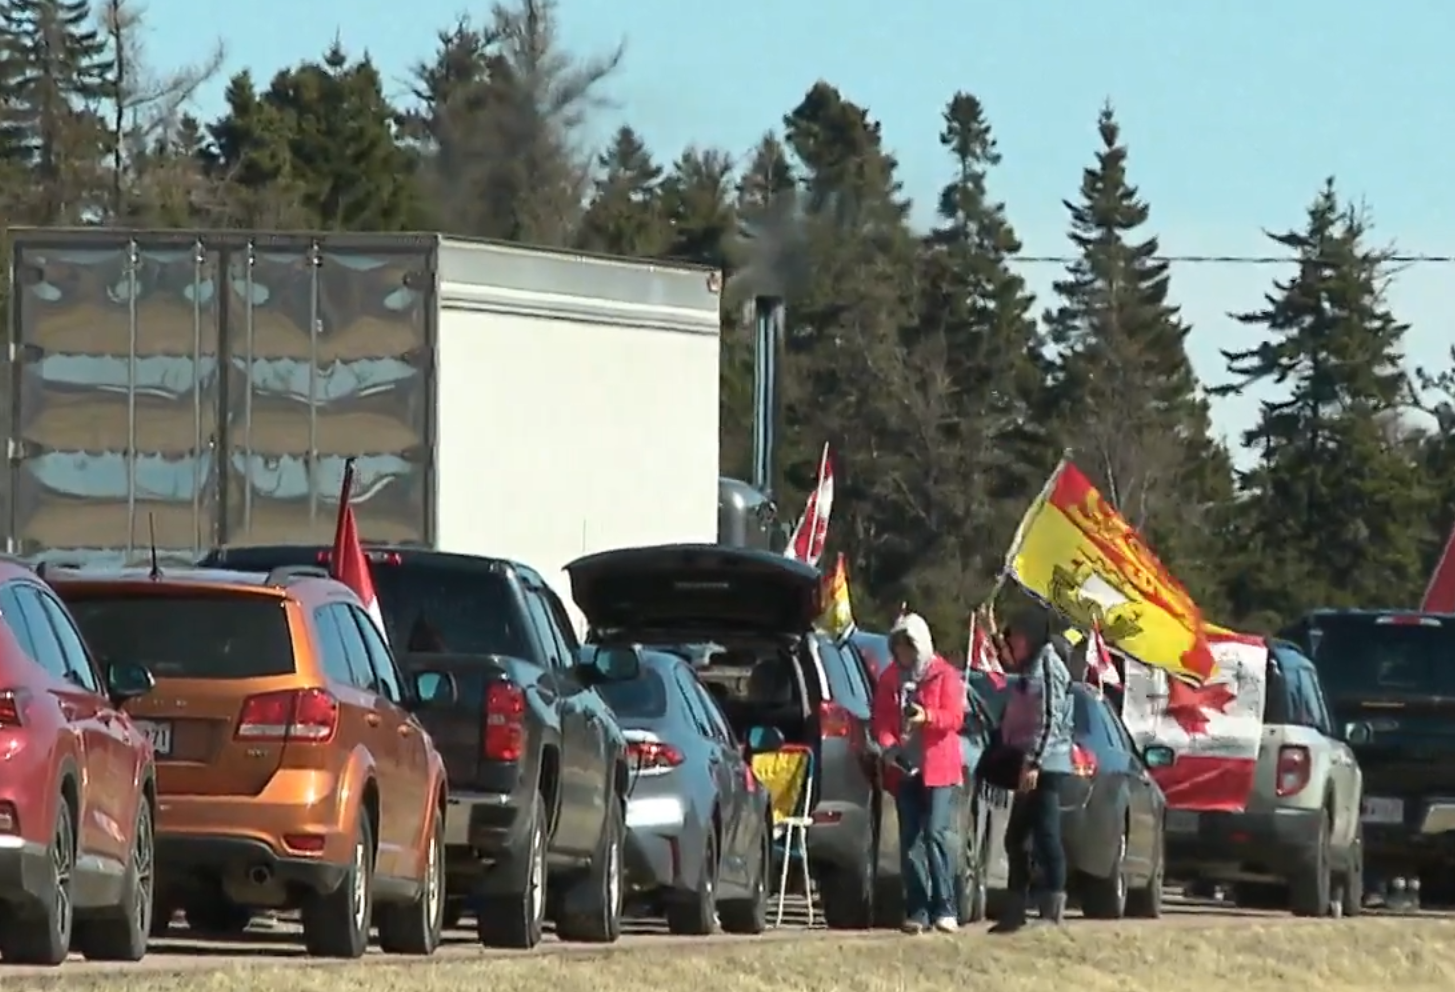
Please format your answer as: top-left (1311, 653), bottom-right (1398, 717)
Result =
top-left (785, 443), bottom-right (834, 567)
top-left (1421, 520), bottom-right (1455, 612)
top-left (331, 459), bottom-right (388, 644)
top-left (967, 613), bottom-right (1006, 688)
top-left (1084, 622), bottom-right (1122, 688)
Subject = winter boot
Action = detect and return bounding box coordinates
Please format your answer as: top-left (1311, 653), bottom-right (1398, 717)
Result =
top-left (988, 892), bottom-right (1027, 934)
top-left (1038, 890), bottom-right (1067, 924)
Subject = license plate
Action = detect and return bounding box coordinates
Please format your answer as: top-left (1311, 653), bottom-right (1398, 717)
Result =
top-left (1361, 796), bottom-right (1403, 824)
top-left (134, 720), bottom-right (172, 757)
top-left (1166, 810), bottom-right (1199, 833)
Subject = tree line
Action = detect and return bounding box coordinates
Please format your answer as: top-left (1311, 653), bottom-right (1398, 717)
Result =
top-left (3, 0), bottom-right (1453, 641)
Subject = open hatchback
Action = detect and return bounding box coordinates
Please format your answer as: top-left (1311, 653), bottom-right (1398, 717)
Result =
top-left (566, 544), bottom-right (822, 638)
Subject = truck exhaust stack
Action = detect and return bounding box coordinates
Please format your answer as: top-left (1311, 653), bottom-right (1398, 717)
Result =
top-left (751, 295), bottom-right (785, 499)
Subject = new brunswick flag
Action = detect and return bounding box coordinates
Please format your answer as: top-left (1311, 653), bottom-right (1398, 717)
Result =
top-left (1003, 458), bottom-right (1217, 684)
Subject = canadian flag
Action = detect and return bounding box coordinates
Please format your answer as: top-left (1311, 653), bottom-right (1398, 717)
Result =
top-left (331, 458), bottom-right (388, 644)
top-left (967, 613), bottom-right (1006, 688)
top-left (785, 443), bottom-right (833, 567)
top-left (1084, 622), bottom-right (1121, 687)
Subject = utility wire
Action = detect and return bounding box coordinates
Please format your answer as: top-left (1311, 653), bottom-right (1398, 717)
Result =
top-left (1010, 252), bottom-right (1455, 265)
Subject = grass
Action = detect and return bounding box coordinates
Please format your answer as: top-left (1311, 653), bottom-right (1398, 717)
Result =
top-left (8, 919), bottom-right (1455, 992)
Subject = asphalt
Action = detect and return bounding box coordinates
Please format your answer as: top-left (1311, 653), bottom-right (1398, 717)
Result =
top-left (3, 891), bottom-right (1442, 980)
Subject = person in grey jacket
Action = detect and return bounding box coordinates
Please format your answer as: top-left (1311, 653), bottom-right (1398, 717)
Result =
top-left (991, 603), bottom-right (1075, 930)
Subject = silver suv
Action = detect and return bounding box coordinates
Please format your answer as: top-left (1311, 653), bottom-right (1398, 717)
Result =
top-left (1163, 640), bottom-right (1364, 916)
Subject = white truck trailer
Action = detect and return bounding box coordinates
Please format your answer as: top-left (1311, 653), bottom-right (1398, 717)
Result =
top-left (3, 229), bottom-right (722, 609)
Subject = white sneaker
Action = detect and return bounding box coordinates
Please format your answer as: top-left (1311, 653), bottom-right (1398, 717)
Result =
top-left (933, 916), bottom-right (959, 933)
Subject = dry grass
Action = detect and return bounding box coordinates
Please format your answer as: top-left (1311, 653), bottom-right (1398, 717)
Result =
top-left (7, 920), bottom-right (1455, 992)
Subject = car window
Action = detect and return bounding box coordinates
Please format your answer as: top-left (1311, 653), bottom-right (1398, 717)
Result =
top-left (595, 665), bottom-right (670, 719)
top-left (838, 641), bottom-right (875, 706)
top-left (0, 585), bottom-right (39, 666)
top-left (66, 594), bottom-right (295, 680)
top-left (818, 637), bottom-right (867, 708)
top-left (325, 603), bottom-right (377, 691)
top-left (671, 666), bottom-right (716, 739)
top-left (348, 606), bottom-right (403, 703)
top-left (538, 585), bottom-right (581, 654)
top-left (312, 607), bottom-right (356, 685)
top-left (1297, 668), bottom-right (1333, 736)
top-left (687, 671), bottom-right (738, 745)
top-left (34, 590), bottom-right (101, 694)
top-left (1099, 695), bottom-right (1140, 753)
top-left (1072, 690), bottom-right (1123, 759)
top-left (15, 584), bottom-right (88, 684)
top-left (1297, 613), bottom-right (1455, 697)
top-left (522, 588), bottom-right (568, 670)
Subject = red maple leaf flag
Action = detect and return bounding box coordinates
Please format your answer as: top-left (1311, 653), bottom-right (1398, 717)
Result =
top-left (785, 443), bottom-right (834, 567)
top-left (331, 458), bottom-right (388, 644)
top-left (1085, 621), bottom-right (1122, 688)
top-left (967, 613), bottom-right (1006, 688)
top-left (1164, 676), bottom-right (1237, 737)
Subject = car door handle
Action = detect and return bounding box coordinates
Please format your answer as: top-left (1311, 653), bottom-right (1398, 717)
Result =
top-left (366, 714), bottom-right (382, 727)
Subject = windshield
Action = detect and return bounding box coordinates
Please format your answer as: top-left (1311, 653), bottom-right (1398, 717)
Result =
top-left (66, 595), bottom-right (294, 679)
top-left (596, 667), bottom-right (670, 720)
top-left (1306, 615), bottom-right (1455, 697)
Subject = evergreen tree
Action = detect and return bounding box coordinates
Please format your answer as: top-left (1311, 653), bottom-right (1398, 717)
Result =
top-left (576, 126), bottom-right (668, 256)
top-left (1044, 103), bottom-right (1230, 605)
top-left (660, 146), bottom-right (735, 271)
top-left (1219, 179), bottom-right (1428, 620)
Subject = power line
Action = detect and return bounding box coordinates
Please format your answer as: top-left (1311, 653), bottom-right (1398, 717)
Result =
top-left (1011, 252), bottom-right (1455, 265)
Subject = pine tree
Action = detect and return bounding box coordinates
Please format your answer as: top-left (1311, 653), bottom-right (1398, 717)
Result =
top-left (576, 126), bottom-right (668, 256)
top-left (1044, 103), bottom-right (1230, 604)
top-left (660, 146), bottom-right (735, 271)
top-left (1219, 179), bottom-right (1428, 619)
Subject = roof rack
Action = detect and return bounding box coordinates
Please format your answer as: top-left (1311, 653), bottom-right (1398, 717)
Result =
top-left (264, 565), bottom-right (332, 586)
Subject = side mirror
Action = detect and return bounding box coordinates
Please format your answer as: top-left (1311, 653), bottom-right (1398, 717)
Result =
top-left (1142, 744), bottom-right (1176, 769)
top-left (107, 662), bottom-right (155, 704)
top-left (579, 644), bottom-right (641, 684)
top-left (409, 670), bottom-right (459, 709)
top-left (1344, 721), bottom-right (1372, 744)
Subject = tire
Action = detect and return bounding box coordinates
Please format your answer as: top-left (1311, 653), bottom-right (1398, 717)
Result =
top-left (1340, 824), bottom-right (1364, 918)
top-left (377, 809), bottom-right (445, 955)
top-left (181, 898), bottom-right (252, 937)
top-left (957, 802), bottom-right (988, 924)
top-left (720, 822), bottom-right (769, 935)
top-left (476, 792), bottom-right (547, 949)
top-left (75, 797), bottom-right (154, 961)
top-left (821, 822), bottom-right (875, 930)
top-left (1081, 819), bottom-right (1129, 920)
top-left (1126, 821), bottom-right (1164, 919)
top-left (301, 812), bottom-right (373, 958)
top-left (556, 796), bottom-right (625, 943)
top-left (666, 827), bottom-right (718, 935)
top-left (1290, 810), bottom-right (1332, 918)
top-left (0, 793), bottom-right (75, 965)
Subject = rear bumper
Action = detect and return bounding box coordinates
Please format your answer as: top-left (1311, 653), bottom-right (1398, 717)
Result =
top-left (441, 790), bottom-right (537, 900)
top-left (806, 801), bottom-right (874, 873)
top-left (1165, 808), bottom-right (1324, 879)
top-left (624, 830), bottom-right (680, 892)
top-left (1362, 799), bottom-right (1455, 868)
top-left (155, 834), bottom-right (348, 895)
top-left (0, 835), bottom-right (53, 913)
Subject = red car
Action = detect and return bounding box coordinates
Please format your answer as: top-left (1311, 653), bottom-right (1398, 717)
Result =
top-left (0, 559), bottom-right (157, 965)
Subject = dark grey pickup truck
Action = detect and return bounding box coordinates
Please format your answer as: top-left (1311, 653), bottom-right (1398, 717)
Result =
top-left (202, 545), bottom-right (631, 948)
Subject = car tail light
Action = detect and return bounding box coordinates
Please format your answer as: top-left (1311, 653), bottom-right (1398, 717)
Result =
top-left (1071, 743), bottom-right (1098, 777)
top-left (483, 682), bottom-right (526, 761)
top-left (0, 801), bottom-right (15, 834)
top-left (316, 550), bottom-right (402, 566)
top-left (626, 740), bottom-right (685, 774)
top-left (819, 701), bottom-right (852, 738)
top-left (1276, 745), bottom-right (1312, 797)
top-left (0, 690), bottom-right (25, 728)
top-left (236, 688), bottom-right (339, 743)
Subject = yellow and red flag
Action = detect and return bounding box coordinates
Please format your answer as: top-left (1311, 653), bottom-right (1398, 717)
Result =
top-left (1003, 458), bottom-right (1215, 684)
top-left (818, 553), bottom-right (856, 641)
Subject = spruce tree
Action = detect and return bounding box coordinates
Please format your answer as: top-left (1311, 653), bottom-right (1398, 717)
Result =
top-left (576, 126), bottom-right (668, 256)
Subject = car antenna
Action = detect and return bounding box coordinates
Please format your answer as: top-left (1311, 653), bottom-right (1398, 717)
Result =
top-left (147, 513), bottom-right (162, 581)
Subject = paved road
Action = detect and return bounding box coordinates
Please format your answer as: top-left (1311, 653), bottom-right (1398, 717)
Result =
top-left (0, 892), bottom-right (1444, 980)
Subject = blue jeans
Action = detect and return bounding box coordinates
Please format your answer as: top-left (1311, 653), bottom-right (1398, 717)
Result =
top-left (895, 780), bottom-right (956, 923)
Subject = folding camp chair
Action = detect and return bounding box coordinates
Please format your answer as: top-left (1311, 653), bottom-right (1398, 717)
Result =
top-left (748, 733), bottom-right (815, 928)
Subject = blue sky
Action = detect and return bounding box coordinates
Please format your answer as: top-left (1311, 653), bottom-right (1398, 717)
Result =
top-left (144, 0), bottom-right (1455, 459)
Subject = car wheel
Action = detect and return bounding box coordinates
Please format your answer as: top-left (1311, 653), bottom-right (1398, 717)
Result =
top-left (0, 792), bottom-right (75, 965)
top-left (1081, 819), bottom-right (1129, 920)
top-left (301, 811), bottom-right (373, 958)
top-left (75, 797), bottom-right (154, 960)
top-left (821, 820), bottom-right (875, 930)
top-left (377, 808), bottom-right (446, 955)
top-left (720, 822), bottom-right (769, 934)
top-left (957, 800), bottom-right (989, 924)
top-left (556, 796), bottom-right (625, 942)
top-left (1126, 820), bottom-right (1164, 919)
top-left (477, 792), bottom-right (547, 949)
top-left (1340, 824), bottom-right (1364, 918)
top-left (667, 827), bottom-right (718, 935)
top-left (1290, 810), bottom-right (1333, 917)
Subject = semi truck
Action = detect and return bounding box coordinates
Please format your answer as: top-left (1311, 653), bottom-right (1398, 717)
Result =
top-left (3, 229), bottom-right (723, 609)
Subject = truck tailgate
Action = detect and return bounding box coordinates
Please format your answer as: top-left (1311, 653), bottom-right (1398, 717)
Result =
top-left (400, 650), bottom-right (511, 789)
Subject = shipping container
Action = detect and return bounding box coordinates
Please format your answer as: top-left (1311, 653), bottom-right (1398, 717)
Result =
top-left (5, 229), bottom-right (722, 602)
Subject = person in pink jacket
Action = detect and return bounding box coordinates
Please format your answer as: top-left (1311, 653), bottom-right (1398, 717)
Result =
top-left (871, 612), bottom-right (966, 933)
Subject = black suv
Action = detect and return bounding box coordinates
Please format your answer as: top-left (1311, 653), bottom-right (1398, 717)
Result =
top-left (1283, 609), bottom-right (1455, 906)
top-left (201, 544), bottom-right (630, 948)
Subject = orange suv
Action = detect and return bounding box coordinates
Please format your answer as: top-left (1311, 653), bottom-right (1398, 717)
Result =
top-left (48, 564), bottom-right (456, 959)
